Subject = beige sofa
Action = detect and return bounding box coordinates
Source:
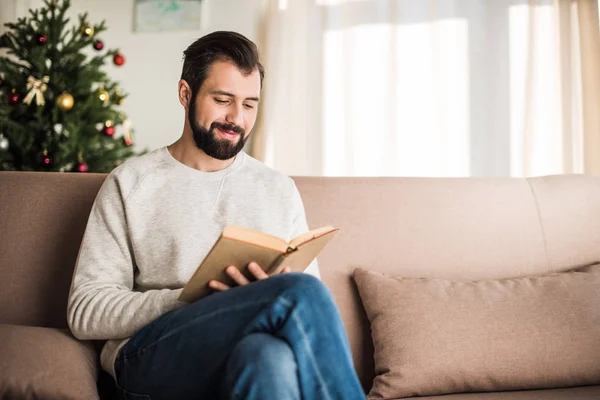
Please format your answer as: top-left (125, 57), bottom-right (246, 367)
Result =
top-left (0, 171), bottom-right (599, 399)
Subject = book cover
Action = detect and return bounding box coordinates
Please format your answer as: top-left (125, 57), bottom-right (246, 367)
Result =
top-left (178, 226), bottom-right (339, 302)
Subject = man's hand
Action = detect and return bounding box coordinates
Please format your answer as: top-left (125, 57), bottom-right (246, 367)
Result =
top-left (208, 262), bottom-right (292, 292)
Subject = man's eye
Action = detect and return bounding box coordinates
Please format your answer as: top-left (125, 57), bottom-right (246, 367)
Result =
top-left (215, 99), bottom-right (228, 104)
top-left (243, 104), bottom-right (255, 110)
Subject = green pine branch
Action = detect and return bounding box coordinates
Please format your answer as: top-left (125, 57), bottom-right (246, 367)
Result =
top-left (0, 0), bottom-right (141, 172)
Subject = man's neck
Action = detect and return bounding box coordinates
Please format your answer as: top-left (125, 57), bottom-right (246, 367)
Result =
top-left (167, 135), bottom-right (236, 172)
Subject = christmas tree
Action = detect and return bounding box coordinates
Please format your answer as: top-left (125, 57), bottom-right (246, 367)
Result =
top-left (0, 0), bottom-right (139, 173)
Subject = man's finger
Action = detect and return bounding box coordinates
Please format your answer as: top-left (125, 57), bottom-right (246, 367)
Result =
top-left (281, 266), bottom-right (291, 274)
top-left (209, 280), bottom-right (230, 292)
top-left (248, 262), bottom-right (269, 280)
top-left (226, 266), bottom-right (250, 286)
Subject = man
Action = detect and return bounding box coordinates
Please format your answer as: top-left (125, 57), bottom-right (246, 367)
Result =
top-left (67, 31), bottom-right (364, 399)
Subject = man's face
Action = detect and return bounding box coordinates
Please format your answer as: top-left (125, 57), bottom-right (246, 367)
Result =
top-left (188, 61), bottom-right (261, 160)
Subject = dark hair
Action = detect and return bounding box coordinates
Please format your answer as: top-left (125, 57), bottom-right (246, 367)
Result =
top-left (181, 31), bottom-right (265, 96)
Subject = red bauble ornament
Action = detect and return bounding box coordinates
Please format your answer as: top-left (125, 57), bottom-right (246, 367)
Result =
top-left (75, 162), bottom-right (88, 172)
top-left (93, 40), bottom-right (104, 51)
top-left (103, 126), bottom-right (115, 136)
top-left (36, 34), bottom-right (47, 45)
top-left (41, 154), bottom-right (52, 165)
top-left (123, 137), bottom-right (133, 147)
top-left (113, 53), bottom-right (125, 66)
top-left (7, 92), bottom-right (20, 105)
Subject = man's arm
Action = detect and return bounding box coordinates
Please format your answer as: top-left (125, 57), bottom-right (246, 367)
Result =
top-left (67, 174), bottom-right (184, 341)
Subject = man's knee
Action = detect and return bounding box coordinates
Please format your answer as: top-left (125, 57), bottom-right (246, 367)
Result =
top-left (271, 272), bottom-right (332, 301)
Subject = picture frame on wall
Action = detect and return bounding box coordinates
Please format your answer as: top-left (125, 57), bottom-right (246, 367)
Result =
top-left (134, 0), bottom-right (204, 33)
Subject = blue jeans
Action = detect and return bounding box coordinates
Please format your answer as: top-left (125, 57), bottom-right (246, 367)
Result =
top-left (114, 273), bottom-right (365, 400)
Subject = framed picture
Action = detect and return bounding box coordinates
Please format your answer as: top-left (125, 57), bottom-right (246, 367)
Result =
top-left (134, 0), bottom-right (204, 33)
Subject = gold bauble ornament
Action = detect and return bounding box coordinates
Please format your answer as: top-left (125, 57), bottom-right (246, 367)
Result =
top-left (80, 23), bottom-right (94, 37)
top-left (98, 88), bottom-right (109, 104)
top-left (56, 92), bottom-right (74, 111)
top-left (115, 89), bottom-right (125, 105)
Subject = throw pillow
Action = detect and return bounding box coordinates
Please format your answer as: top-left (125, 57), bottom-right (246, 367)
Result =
top-left (0, 324), bottom-right (98, 399)
top-left (353, 264), bottom-right (600, 399)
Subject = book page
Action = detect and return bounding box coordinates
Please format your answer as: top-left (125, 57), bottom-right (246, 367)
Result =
top-left (223, 225), bottom-right (289, 253)
top-left (289, 226), bottom-right (337, 249)
top-left (269, 229), bottom-right (339, 275)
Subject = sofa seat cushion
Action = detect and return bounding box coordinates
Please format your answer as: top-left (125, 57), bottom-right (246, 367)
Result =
top-left (408, 385), bottom-right (600, 399)
top-left (354, 264), bottom-right (600, 399)
top-left (0, 324), bottom-right (99, 400)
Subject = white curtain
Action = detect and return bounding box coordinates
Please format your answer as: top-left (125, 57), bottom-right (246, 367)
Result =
top-left (253, 0), bottom-right (600, 177)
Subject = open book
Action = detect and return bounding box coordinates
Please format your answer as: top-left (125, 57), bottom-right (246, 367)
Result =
top-left (178, 225), bottom-right (339, 302)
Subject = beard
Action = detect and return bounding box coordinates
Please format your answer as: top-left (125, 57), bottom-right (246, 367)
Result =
top-left (189, 98), bottom-right (249, 161)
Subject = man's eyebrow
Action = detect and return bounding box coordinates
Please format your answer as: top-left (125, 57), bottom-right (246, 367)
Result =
top-left (211, 90), bottom-right (260, 102)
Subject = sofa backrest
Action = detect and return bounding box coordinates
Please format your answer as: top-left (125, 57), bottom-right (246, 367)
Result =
top-left (293, 175), bottom-right (600, 389)
top-left (0, 172), bottom-right (106, 329)
top-left (2, 172), bottom-right (600, 390)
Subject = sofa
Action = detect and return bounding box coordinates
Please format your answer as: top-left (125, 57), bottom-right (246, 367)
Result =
top-left (1, 171), bottom-right (599, 399)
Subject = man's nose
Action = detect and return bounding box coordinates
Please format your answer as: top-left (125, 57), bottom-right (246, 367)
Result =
top-left (226, 104), bottom-right (244, 128)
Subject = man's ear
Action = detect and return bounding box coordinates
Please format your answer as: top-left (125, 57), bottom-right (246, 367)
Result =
top-left (178, 79), bottom-right (192, 108)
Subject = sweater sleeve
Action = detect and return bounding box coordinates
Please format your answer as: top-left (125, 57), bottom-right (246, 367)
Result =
top-left (67, 173), bottom-right (184, 340)
top-left (289, 179), bottom-right (321, 279)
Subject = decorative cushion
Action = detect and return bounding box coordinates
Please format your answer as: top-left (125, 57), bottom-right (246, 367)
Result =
top-left (0, 324), bottom-right (99, 399)
top-left (353, 264), bottom-right (600, 399)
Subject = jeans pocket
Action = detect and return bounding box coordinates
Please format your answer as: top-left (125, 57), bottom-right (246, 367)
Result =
top-left (115, 342), bottom-right (153, 399)
top-left (115, 383), bottom-right (151, 400)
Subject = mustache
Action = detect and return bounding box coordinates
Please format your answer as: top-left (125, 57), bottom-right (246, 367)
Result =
top-left (211, 122), bottom-right (245, 136)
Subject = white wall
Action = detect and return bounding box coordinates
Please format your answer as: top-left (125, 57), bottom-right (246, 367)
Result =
top-left (1, 0), bottom-right (265, 152)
